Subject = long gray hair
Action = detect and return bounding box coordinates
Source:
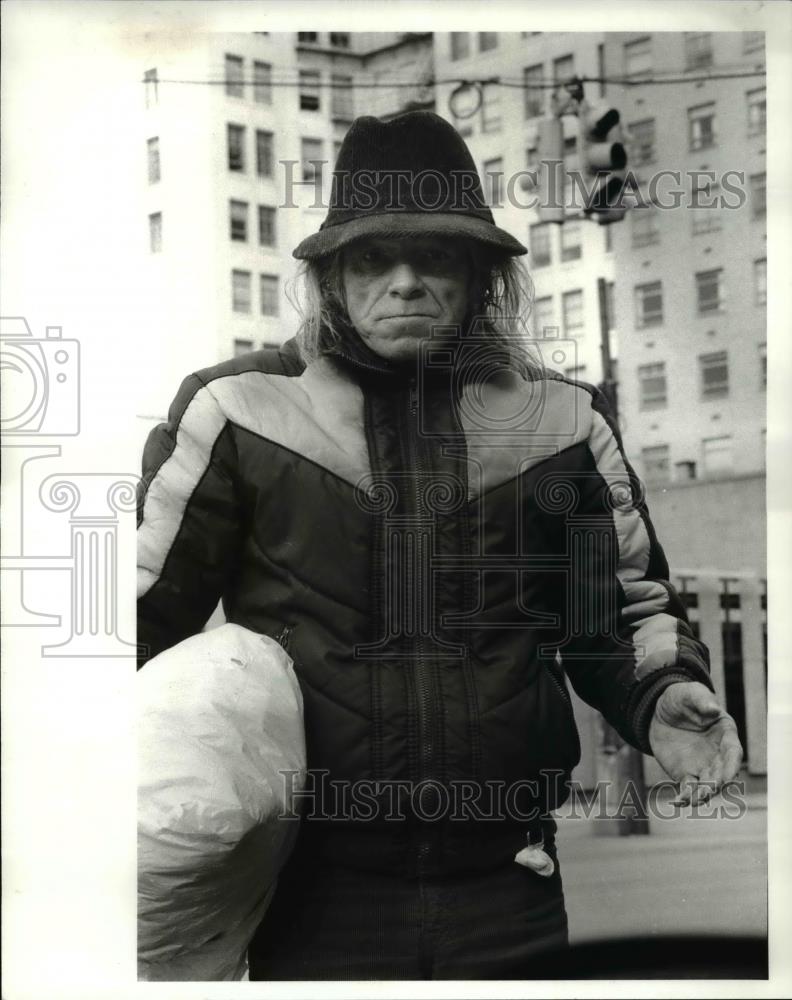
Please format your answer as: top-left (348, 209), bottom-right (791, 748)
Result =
top-left (287, 241), bottom-right (535, 368)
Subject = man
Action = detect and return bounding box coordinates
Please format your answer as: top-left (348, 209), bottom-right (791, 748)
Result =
top-left (137, 111), bottom-right (742, 980)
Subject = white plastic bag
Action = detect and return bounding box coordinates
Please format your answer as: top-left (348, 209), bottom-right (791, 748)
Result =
top-left (137, 624), bottom-right (305, 981)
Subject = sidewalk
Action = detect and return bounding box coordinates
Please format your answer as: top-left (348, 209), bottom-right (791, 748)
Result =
top-left (554, 780), bottom-right (767, 944)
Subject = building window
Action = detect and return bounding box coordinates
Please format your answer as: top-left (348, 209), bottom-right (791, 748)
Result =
top-left (147, 137), bottom-right (160, 183)
top-left (232, 270), bottom-right (251, 313)
top-left (675, 461), bottom-right (697, 482)
top-left (695, 268), bottom-right (724, 314)
top-left (529, 223), bottom-right (552, 268)
top-left (624, 37), bottom-right (652, 78)
top-left (691, 176), bottom-right (722, 235)
top-left (522, 146), bottom-right (538, 187)
top-left (758, 342), bottom-right (767, 389)
top-left (253, 61), bottom-right (272, 103)
top-left (552, 54), bottom-right (574, 86)
top-left (483, 157), bottom-right (503, 205)
top-left (688, 103), bottom-right (717, 151)
top-left (330, 32), bottom-right (351, 48)
top-left (699, 350), bottom-right (729, 399)
top-left (754, 258), bottom-right (767, 305)
top-left (702, 435), bottom-right (733, 477)
top-left (628, 118), bottom-right (655, 165)
top-left (642, 444), bottom-right (670, 483)
top-left (297, 32), bottom-right (318, 43)
top-left (533, 295), bottom-right (554, 335)
top-left (631, 208), bottom-right (659, 247)
top-left (299, 70), bottom-right (321, 111)
top-left (523, 64), bottom-right (544, 118)
top-left (635, 281), bottom-right (663, 327)
top-left (260, 274), bottom-right (279, 316)
top-left (685, 32), bottom-right (713, 70)
top-left (743, 31), bottom-right (764, 54)
top-left (481, 83), bottom-right (501, 133)
top-left (750, 172), bottom-right (766, 218)
top-left (479, 32), bottom-right (498, 52)
top-left (450, 33), bottom-right (470, 61)
top-left (451, 107), bottom-right (473, 138)
top-left (563, 135), bottom-right (578, 169)
top-left (258, 205), bottom-right (277, 247)
top-left (227, 124), bottom-right (245, 172)
top-left (560, 219), bottom-right (582, 261)
top-left (747, 87), bottom-right (766, 136)
top-left (331, 75), bottom-right (354, 120)
top-left (229, 200), bottom-right (248, 241)
top-left (301, 138), bottom-right (324, 181)
top-left (144, 68), bottom-right (158, 108)
top-left (234, 339), bottom-right (253, 357)
top-left (562, 290), bottom-right (584, 338)
top-left (604, 281), bottom-right (615, 332)
top-left (225, 54), bottom-right (244, 97)
top-left (256, 130), bottom-right (273, 177)
top-left (638, 363), bottom-right (667, 410)
top-left (148, 212), bottom-right (162, 253)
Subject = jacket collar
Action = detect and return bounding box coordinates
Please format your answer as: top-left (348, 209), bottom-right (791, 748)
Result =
top-left (322, 321), bottom-right (417, 379)
top-left (314, 321), bottom-right (531, 386)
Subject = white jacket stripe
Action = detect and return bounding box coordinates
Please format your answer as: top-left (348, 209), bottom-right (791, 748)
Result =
top-left (587, 408), bottom-right (680, 677)
top-left (137, 387), bottom-right (227, 600)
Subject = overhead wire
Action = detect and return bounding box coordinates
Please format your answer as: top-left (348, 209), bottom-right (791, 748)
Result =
top-left (148, 68), bottom-right (766, 89)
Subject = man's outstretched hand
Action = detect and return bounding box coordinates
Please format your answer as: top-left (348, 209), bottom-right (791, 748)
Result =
top-left (649, 681), bottom-right (743, 806)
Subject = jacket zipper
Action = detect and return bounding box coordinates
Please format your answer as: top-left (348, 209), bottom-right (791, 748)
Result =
top-left (337, 353), bottom-right (436, 873)
top-left (333, 348), bottom-right (395, 376)
top-left (544, 658), bottom-right (581, 767)
top-left (407, 376), bottom-right (435, 876)
top-left (546, 659), bottom-right (572, 708)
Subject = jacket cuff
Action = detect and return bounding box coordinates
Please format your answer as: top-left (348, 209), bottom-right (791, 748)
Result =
top-left (629, 668), bottom-right (716, 756)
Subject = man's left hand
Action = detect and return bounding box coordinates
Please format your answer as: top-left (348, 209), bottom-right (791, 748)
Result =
top-left (648, 681), bottom-right (743, 806)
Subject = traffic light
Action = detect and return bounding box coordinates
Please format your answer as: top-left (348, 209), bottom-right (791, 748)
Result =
top-left (579, 103), bottom-right (628, 224)
top-left (536, 116), bottom-right (565, 223)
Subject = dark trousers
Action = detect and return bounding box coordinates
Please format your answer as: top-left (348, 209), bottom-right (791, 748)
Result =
top-left (248, 840), bottom-right (569, 980)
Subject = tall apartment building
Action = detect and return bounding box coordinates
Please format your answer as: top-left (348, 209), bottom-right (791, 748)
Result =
top-left (603, 31), bottom-right (767, 486)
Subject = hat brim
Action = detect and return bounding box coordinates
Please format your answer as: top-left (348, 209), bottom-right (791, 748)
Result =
top-left (292, 212), bottom-right (527, 260)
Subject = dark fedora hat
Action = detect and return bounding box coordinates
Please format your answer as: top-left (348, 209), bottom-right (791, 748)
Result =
top-left (292, 110), bottom-right (527, 260)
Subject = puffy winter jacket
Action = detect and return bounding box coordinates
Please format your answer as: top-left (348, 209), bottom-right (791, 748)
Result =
top-left (137, 329), bottom-right (713, 877)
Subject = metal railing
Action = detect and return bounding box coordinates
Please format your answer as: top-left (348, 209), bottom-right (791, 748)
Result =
top-left (674, 570), bottom-right (767, 776)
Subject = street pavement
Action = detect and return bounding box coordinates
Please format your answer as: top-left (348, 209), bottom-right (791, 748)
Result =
top-left (553, 779), bottom-right (767, 944)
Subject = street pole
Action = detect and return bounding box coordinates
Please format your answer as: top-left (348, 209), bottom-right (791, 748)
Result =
top-left (595, 276), bottom-right (650, 836)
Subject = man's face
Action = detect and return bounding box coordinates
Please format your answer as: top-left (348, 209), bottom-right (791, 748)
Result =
top-left (340, 236), bottom-right (471, 362)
